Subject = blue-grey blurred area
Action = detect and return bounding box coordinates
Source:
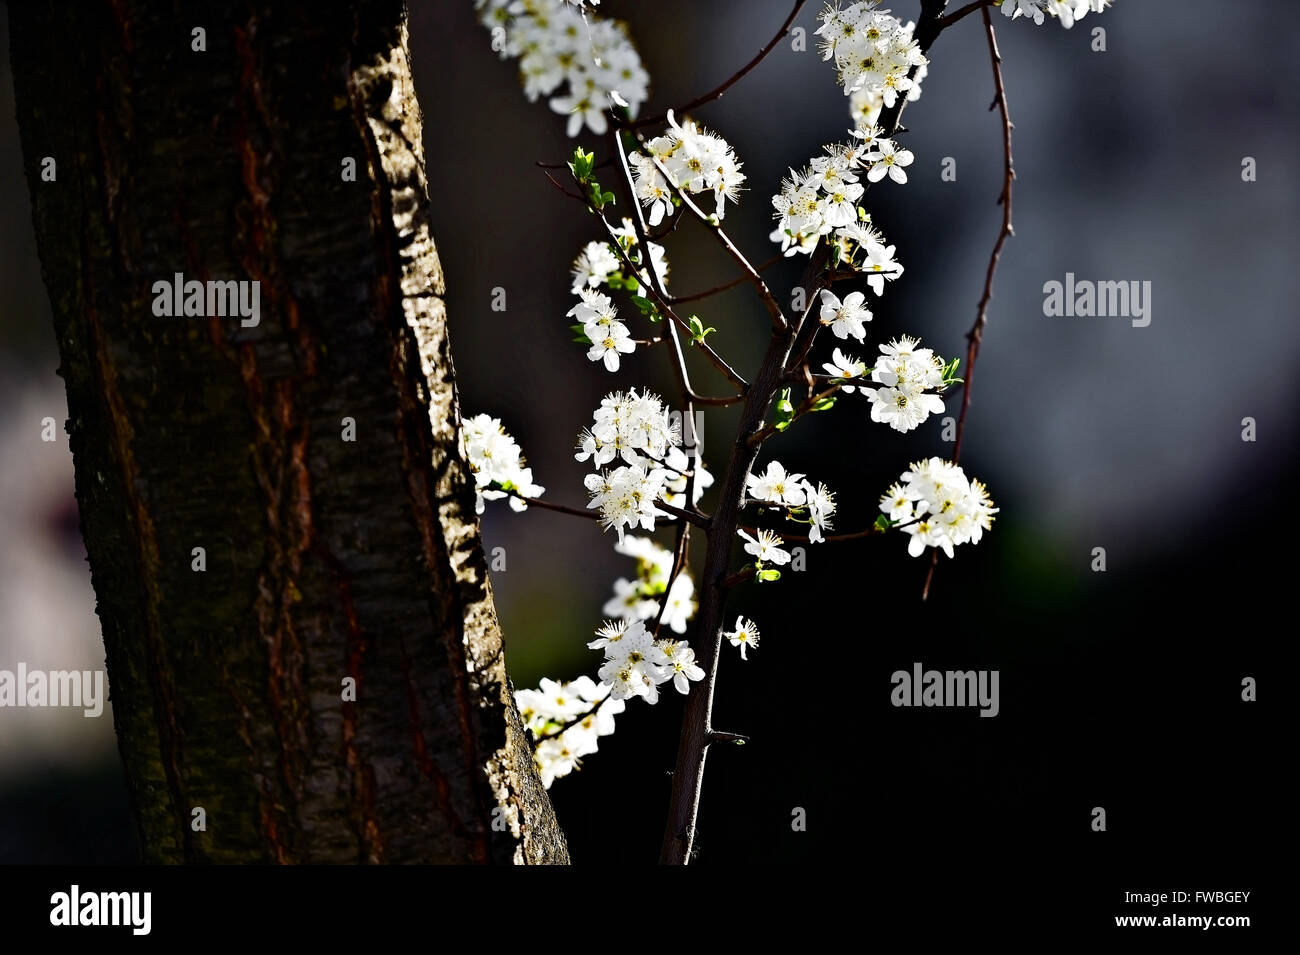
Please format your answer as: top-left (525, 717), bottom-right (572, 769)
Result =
top-left (0, 2), bottom-right (1292, 864)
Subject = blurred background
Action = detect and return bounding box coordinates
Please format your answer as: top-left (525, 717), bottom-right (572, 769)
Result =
top-left (1, 1), bottom-right (1292, 867)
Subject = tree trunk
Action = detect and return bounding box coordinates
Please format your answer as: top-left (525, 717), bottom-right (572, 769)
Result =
top-left (6, 0), bottom-right (567, 864)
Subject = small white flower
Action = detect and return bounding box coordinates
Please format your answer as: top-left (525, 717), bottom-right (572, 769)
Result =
top-left (861, 242), bottom-right (902, 296)
top-left (865, 139), bottom-right (914, 184)
top-left (661, 640), bottom-right (705, 694)
top-left (463, 413), bottom-right (544, 513)
top-left (737, 528), bottom-right (791, 566)
top-left (818, 289), bottom-right (872, 342)
top-left (880, 458), bottom-right (998, 558)
top-left (804, 481), bottom-right (837, 544)
top-left (822, 348), bottom-right (867, 393)
top-left (570, 241), bottom-right (621, 293)
top-left (586, 321), bottom-right (636, 372)
top-left (746, 460), bottom-right (808, 507)
top-left (723, 617), bottom-right (760, 660)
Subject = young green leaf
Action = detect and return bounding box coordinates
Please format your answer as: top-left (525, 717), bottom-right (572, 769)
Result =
top-left (687, 315), bottom-right (717, 344)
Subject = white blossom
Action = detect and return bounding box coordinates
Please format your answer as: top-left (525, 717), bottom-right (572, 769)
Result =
top-left (723, 617), bottom-right (760, 660)
top-left (660, 639), bottom-right (705, 694)
top-left (475, 0), bottom-right (649, 136)
top-left (805, 481), bottom-right (837, 544)
top-left (864, 138), bottom-right (914, 184)
top-left (737, 528), bottom-right (791, 567)
top-left (770, 139), bottom-right (908, 271)
top-left (601, 535), bottom-right (696, 634)
top-left (516, 675), bottom-right (626, 788)
top-left (570, 240), bottom-right (621, 293)
top-left (866, 334), bottom-right (948, 433)
top-left (818, 289), bottom-right (872, 341)
top-left (879, 457), bottom-right (998, 558)
top-left (815, 2), bottom-right (928, 101)
top-left (822, 348), bottom-right (868, 393)
top-left (584, 464), bottom-right (670, 541)
top-left (746, 460), bottom-right (808, 507)
top-left (463, 413), bottom-right (545, 513)
top-left (1002, 0), bottom-right (1113, 28)
top-left (631, 112), bottom-right (746, 221)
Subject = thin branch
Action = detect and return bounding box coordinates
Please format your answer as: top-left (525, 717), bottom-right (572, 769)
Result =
top-left (659, 0), bottom-right (968, 867)
top-left (501, 492), bottom-right (601, 521)
top-left (667, 255), bottom-right (784, 305)
top-left (939, 0), bottom-right (999, 30)
top-left (739, 513), bottom-right (922, 545)
top-left (592, 203), bottom-right (750, 392)
top-left (541, 168), bottom-right (586, 202)
top-left (536, 156), bottom-right (615, 172)
top-left (651, 524), bottom-right (692, 640)
top-left (708, 730), bottom-right (749, 745)
top-left (655, 498), bottom-right (711, 529)
top-left (923, 1), bottom-right (1014, 602)
top-left (747, 383), bottom-right (841, 447)
top-left (623, 1), bottom-right (809, 129)
top-left (608, 127), bottom-right (741, 409)
top-left (720, 564), bottom-right (757, 589)
top-left (637, 144), bottom-right (788, 333)
top-left (534, 699), bottom-right (604, 744)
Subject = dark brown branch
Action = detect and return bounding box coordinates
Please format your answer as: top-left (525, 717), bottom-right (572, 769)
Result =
top-left (636, 143), bottom-right (788, 332)
top-left (661, 0), bottom-right (968, 865)
top-left (534, 699), bottom-right (604, 743)
top-left (655, 498), bottom-right (711, 529)
top-left (507, 492), bottom-right (602, 521)
top-left (747, 384), bottom-right (841, 447)
top-left (594, 210), bottom-right (749, 392)
top-left (542, 168), bottom-right (586, 202)
top-left (720, 564), bottom-right (757, 589)
top-left (667, 255), bottom-right (784, 305)
top-left (923, 1), bottom-right (1014, 603)
top-left (608, 128), bottom-right (742, 411)
top-left (708, 730), bottom-right (749, 745)
top-left (651, 524), bottom-right (693, 640)
top-left (939, 0), bottom-right (999, 30)
top-left (623, 1), bottom-right (809, 129)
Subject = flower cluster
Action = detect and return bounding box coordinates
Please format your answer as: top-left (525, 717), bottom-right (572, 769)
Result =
top-left (570, 224), bottom-right (669, 295)
top-left (1001, 0), bottom-right (1113, 29)
top-left (771, 131), bottom-right (912, 258)
top-left (746, 461), bottom-right (838, 543)
top-left (584, 465), bottom-right (667, 541)
top-left (576, 390), bottom-right (688, 540)
top-left (822, 335), bottom-right (952, 432)
top-left (569, 289), bottom-right (634, 371)
top-left (866, 335), bottom-right (947, 432)
top-left (575, 389), bottom-right (680, 468)
top-left (816, 2), bottom-right (928, 104)
top-left (603, 535), bottom-right (696, 634)
top-left (880, 457), bottom-right (998, 558)
top-left (463, 413), bottom-right (545, 513)
top-left (849, 64), bottom-right (925, 131)
top-left (630, 112), bottom-right (746, 223)
top-left (516, 676), bottom-right (624, 788)
top-left (568, 221), bottom-right (669, 371)
top-left (474, 0), bottom-right (649, 136)
top-left (590, 618), bottom-right (704, 703)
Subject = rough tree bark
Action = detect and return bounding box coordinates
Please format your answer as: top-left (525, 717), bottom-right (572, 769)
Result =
top-left (7, 0), bottom-right (567, 863)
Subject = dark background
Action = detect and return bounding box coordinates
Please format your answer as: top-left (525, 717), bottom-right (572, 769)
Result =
top-left (0, 0), bottom-right (1291, 883)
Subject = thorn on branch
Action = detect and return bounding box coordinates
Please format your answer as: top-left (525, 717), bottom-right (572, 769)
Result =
top-left (708, 731), bottom-right (750, 746)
